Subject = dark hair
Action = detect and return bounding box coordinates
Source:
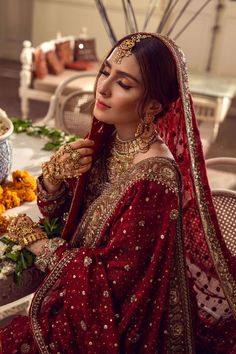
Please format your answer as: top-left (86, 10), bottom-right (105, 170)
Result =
top-left (95, 33), bottom-right (179, 121)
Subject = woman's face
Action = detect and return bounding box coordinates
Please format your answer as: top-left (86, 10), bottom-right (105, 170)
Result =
top-left (93, 48), bottom-right (144, 127)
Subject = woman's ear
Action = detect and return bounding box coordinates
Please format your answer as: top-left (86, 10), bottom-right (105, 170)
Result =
top-left (145, 100), bottom-right (162, 117)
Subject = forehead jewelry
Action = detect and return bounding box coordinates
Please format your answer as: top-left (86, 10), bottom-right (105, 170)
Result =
top-left (115, 34), bottom-right (151, 64)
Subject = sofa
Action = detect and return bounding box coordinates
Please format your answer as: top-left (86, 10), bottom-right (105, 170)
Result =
top-left (19, 34), bottom-right (100, 119)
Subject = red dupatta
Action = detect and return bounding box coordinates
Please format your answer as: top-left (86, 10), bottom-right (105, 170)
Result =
top-left (153, 34), bottom-right (236, 321)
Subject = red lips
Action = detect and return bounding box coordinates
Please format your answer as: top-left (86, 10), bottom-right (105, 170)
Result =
top-left (96, 100), bottom-right (111, 109)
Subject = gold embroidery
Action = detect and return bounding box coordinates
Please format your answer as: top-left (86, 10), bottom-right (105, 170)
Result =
top-left (20, 343), bottom-right (30, 353)
top-left (72, 157), bottom-right (179, 248)
top-left (168, 209), bottom-right (194, 353)
top-left (34, 238), bottom-right (65, 272)
top-left (37, 177), bottom-right (66, 201)
top-left (84, 256), bottom-right (92, 267)
top-left (30, 250), bottom-right (77, 354)
top-left (170, 209), bottom-right (179, 220)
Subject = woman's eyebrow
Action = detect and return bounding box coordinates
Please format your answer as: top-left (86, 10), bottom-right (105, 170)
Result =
top-left (104, 60), bottom-right (140, 84)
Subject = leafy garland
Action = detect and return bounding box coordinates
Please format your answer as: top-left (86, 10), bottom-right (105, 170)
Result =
top-left (11, 118), bottom-right (79, 151)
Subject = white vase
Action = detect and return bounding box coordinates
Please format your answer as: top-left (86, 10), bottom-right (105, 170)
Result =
top-left (0, 110), bottom-right (14, 184)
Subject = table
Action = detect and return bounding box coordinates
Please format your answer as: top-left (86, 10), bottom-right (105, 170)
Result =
top-left (0, 133), bottom-right (51, 317)
top-left (188, 72), bottom-right (236, 154)
top-left (4, 132), bottom-right (52, 220)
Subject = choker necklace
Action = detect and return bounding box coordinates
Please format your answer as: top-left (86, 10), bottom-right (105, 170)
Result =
top-left (106, 130), bottom-right (158, 182)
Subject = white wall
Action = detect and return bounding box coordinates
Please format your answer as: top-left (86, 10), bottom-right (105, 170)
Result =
top-left (31, 0), bottom-right (236, 76)
top-left (32, 0), bottom-right (164, 60)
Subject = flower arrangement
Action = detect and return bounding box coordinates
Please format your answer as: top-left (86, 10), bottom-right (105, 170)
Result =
top-left (0, 237), bottom-right (35, 282)
top-left (0, 170), bottom-right (37, 214)
top-left (0, 217), bottom-right (63, 283)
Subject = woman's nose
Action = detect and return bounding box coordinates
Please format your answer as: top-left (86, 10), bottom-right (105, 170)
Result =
top-left (98, 78), bottom-right (111, 97)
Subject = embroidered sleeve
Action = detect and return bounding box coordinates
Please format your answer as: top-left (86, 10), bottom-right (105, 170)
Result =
top-left (34, 237), bottom-right (66, 272)
top-left (37, 175), bottom-right (73, 219)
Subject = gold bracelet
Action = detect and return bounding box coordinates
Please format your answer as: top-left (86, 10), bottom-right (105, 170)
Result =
top-left (19, 229), bottom-right (48, 247)
top-left (7, 222), bottom-right (48, 247)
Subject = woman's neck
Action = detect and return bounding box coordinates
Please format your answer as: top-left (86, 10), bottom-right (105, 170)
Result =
top-left (114, 122), bottom-right (139, 141)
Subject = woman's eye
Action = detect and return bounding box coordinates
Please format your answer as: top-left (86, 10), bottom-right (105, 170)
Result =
top-left (118, 81), bottom-right (131, 90)
top-left (100, 69), bottom-right (109, 77)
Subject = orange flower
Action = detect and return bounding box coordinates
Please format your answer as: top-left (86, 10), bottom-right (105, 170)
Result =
top-left (12, 170), bottom-right (36, 191)
top-left (0, 170), bottom-right (37, 214)
top-left (0, 214), bottom-right (12, 235)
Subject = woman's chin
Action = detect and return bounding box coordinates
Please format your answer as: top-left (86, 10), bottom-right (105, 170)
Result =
top-left (93, 111), bottom-right (114, 125)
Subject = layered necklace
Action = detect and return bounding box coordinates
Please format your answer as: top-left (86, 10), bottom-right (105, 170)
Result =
top-left (106, 129), bottom-right (158, 183)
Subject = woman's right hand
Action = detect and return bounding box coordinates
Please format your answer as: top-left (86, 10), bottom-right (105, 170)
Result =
top-left (42, 139), bottom-right (94, 192)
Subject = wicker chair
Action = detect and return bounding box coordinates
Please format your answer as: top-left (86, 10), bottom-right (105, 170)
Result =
top-left (41, 73), bottom-right (96, 137)
top-left (57, 90), bottom-right (94, 136)
top-left (206, 157), bottom-right (236, 256)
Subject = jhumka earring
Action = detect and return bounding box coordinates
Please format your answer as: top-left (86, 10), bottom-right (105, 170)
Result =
top-left (135, 112), bottom-right (155, 138)
top-left (134, 112), bottom-right (157, 153)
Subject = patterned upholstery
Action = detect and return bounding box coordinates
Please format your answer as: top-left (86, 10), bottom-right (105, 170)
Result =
top-left (213, 191), bottom-right (236, 256)
top-left (206, 157), bottom-right (236, 257)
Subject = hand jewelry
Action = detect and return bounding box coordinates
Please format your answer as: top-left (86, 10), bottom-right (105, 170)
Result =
top-left (7, 218), bottom-right (48, 247)
top-left (63, 143), bottom-right (81, 161)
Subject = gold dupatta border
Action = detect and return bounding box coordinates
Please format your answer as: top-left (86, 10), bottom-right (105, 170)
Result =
top-left (155, 34), bottom-right (236, 316)
top-left (168, 213), bottom-right (195, 354)
top-left (30, 250), bottom-right (78, 354)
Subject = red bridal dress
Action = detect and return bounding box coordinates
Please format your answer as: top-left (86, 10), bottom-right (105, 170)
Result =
top-left (1, 33), bottom-right (236, 354)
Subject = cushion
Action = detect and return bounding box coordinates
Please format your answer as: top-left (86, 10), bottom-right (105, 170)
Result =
top-left (65, 60), bottom-right (93, 71)
top-left (46, 50), bottom-right (64, 75)
top-left (55, 40), bottom-right (72, 65)
top-left (34, 48), bottom-right (48, 79)
top-left (74, 38), bottom-right (98, 62)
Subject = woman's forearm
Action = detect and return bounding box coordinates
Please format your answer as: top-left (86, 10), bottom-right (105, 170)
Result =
top-left (26, 238), bottom-right (48, 256)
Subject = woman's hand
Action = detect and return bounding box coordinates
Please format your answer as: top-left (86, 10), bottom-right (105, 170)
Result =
top-left (42, 139), bottom-right (94, 192)
top-left (7, 214), bottom-right (47, 248)
top-left (7, 214), bottom-right (35, 241)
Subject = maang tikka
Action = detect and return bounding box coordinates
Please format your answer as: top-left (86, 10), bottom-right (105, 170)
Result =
top-left (115, 34), bottom-right (151, 64)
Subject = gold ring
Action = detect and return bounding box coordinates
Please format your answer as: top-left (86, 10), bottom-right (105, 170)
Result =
top-left (64, 143), bottom-right (81, 161)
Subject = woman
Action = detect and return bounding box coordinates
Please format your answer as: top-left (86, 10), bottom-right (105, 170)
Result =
top-left (1, 33), bottom-right (236, 354)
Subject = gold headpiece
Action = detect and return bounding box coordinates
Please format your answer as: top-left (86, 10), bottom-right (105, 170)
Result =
top-left (115, 34), bottom-right (151, 64)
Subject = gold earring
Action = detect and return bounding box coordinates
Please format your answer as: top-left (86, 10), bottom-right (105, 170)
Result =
top-left (135, 112), bottom-right (155, 138)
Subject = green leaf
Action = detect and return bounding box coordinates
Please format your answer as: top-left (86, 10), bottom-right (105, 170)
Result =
top-left (20, 252), bottom-right (27, 269)
top-left (39, 217), bottom-right (63, 237)
top-left (9, 117), bottom-right (79, 151)
top-left (1, 237), bottom-right (16, 247)
top-left (5, 252), bottom-right (19, 262)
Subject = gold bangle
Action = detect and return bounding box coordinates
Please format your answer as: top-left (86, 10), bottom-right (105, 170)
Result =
top-left (19, 229), bottom-right (48, 247)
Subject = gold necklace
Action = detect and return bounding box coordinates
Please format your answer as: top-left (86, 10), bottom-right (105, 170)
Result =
top-left (106, 130), bottom-right (158, 182)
